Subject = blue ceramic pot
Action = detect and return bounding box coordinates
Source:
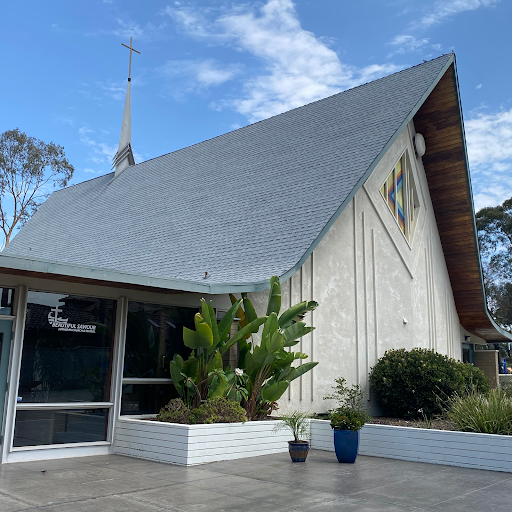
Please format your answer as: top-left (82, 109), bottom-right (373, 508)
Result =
top-left (333, 429), bottom-right (360, 463)
top-left (288, 441), bottom-right (310, 462)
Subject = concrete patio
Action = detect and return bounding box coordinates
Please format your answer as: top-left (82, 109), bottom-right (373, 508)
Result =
top-left (0, 450), bottom-right (510, 512)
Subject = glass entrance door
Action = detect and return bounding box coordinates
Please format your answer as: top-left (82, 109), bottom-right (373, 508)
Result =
top-left (0, 319), bottom-right (13, 449)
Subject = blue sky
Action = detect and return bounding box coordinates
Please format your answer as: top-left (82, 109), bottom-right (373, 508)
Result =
top-left (1, 0), bottom-right (512, 211)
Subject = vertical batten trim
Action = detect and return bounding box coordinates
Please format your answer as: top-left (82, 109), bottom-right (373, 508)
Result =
top-left (430, 232), bottom-right (437, 351)
top-left (372, 229), bottom-right (378, 363)
top-left (353, 197), bottom-right (360, 385)
top-left (362, 211), bottom-right (370, 396)
top-left (288, 278), bottom-right (292, 401)
top-left (299, 265), bottom-right (303, 402)
top-left (425, 245), bottom-right (432, 349)
top-left (310, 252), bottom-right (314, 402)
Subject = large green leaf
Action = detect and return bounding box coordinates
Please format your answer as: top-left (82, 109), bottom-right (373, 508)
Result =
top-left (201, 299), bottom-right (212, 329)
top-left (208, 372), bottom-right (229, 398)
top-left (221, 316), bottom-right (268, 352)
top-left (261, 380), bottom-right (289, 402)
top-left (261, 312), bottom-right (279, 351)
top-left (242, 293), bottom-right (258, 323)
top-left (208, 302), bottom-right (220, 348)
top-left (289, 362), bottom-right (318, 381)
top-left (283, 322), bottom-right (314, 346)
top-left (195, 317), bottom-right (214, 348)
top-left (218, 298), bottom-right (242, 341)
top-left (207, 351), bottom-right (223, 373)
top-left (269, 331), bottom-right (284, 352)
top-left (266, 276), bottom-right (282, 316)
top-left (278, 301), bottom-right (319, 329)
top-left (169, 359), bottom-right (184, 395)
top-left (183, 326), bottom-right (200, 349)
top-left (182, 356), bottom-right (199, 378)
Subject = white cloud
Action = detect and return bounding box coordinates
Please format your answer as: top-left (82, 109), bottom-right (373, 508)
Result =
top-left (79, 127), bottom-right (117, 166)
top-left (389, 35), bottom-right (430, 55)
top-left (417, 0), bottom-right (500, 28)
top-left (159, 59), bottom-right (241, 91)
top-left (466, 108), bottom-right (512, 209)
top-left (476, 83), bottom-right (482, 89)
top-left (87, 18), bottom-right (167, 41)
top-left (164, 0), bottom-right (401, 122)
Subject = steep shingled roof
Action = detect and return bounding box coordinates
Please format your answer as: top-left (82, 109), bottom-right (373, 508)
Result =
top-left (3, 54), bottom-right (453, 288)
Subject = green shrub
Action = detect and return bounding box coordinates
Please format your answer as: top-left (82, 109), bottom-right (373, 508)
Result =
top-left (188, 397), bottom-right (247, 424)
top-left (156, 398), bottom-right (190, 424)
top-left (369, 348), bottom-right (489, 418)
top-left (447, 388), bottom-right (512, 434)
top-left (330, 408), bottom-right (370, 431)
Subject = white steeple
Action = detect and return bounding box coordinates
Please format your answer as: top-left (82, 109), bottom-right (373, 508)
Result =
top-left (112, 37), bottom-right (140, 178)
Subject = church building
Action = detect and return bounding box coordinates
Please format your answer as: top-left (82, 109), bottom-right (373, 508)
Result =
top-left (0, 52), bottom-right (509, 463)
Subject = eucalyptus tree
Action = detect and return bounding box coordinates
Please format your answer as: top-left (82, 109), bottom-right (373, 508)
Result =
top-left (0, 128), bottom-right (74, 247)
top-left (477, 197), bottom-right (512, 330)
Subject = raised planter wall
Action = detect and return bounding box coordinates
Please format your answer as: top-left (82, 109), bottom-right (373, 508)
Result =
top-left (310, 419), bottom-right (512, 473)
top-left (114, 416), bottom-right (289, 466)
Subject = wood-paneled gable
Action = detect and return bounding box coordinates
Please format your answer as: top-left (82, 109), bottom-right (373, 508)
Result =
top-left (414, 64), bottom-right (510, 341)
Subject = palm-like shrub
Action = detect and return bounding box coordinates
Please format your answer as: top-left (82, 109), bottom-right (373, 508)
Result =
top-left (369, 348), bottom-right (489, 418)
top-left (447, 388), bottom-right (512, 435)
top-left (273, 411), bottom-right (310, 442)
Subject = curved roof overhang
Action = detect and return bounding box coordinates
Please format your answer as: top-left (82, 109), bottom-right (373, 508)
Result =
top-left (413, 61), bottom-right (511, 342)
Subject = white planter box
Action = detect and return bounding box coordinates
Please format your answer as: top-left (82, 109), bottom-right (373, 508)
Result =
top-left (113, 415), bottom-right (290, 466)
top-left (310, 419), bottom-right (512, 473)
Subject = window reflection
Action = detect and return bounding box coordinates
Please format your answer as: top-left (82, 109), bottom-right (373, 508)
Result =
top-left (124, 303), bottom-right (196, 379)
top-left (18, 292), bottom-right (116, 403)
top-left (121, 384), bottom-right (179, 415)
top-left (13, 409), bottom-right (108, 447)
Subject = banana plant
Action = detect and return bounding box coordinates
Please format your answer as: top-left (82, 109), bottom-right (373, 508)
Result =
top-left (227, 276), bottom-right (319, 419)
top-left (170, 296), bottom-right (265, 407)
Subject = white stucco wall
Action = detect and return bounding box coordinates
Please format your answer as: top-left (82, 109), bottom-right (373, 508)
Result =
top-left (248, 121), bottom-right (477, 415)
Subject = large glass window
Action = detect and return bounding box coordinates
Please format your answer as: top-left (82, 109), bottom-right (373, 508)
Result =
top-left (380, 151), bottom-right (420, 243)
top-left (13, 409), bottom-right (108, 447)
top-left (122, 302), bottom-right (196, 414)
top-left (18, 292), bottom-right (116, 403)
top-left (14, 291), bottom-right (116, 448)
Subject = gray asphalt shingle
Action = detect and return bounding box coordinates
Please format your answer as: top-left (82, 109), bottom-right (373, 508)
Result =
top-left (3, 54), bottom-right (453, 287)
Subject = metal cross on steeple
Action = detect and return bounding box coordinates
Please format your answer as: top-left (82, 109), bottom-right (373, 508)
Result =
top-left (113, 37), bottom-right (140, 177)
top-left (121, 37), bottom-right (141, 82)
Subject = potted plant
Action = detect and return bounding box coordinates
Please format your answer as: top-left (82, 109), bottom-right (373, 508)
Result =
top-left (273, 411), bottom-right (310, 462)
top-left (325, 378), bottom-right (371, 463)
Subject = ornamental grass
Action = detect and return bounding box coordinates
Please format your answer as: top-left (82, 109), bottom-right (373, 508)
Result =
top-left (447, 388), bottom-right (512, 435)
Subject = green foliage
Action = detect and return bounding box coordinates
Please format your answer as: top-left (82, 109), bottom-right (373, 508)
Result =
top-left (325, 378), bottom-right (371, 431)
top-left (447, 388), bottom-right (512, 435)
top-left (170, 276), bottom-right (319, 419)
top-left (0, 128), bottom-right (74, 246)
top-left (369, 348), bottom-right (490, 418)
top-left (476, 197), bottom-right (512, 330)
top-left (188, 397), bottom-right (247, 424)
top-left (156, 398), bottom-right (190, 424)
top-left (330, 409), bottom-right (370, 431)
top-left (273, 411), bottom-right (310, 442)
top-left (324, 377), bottom-right (366, 411)
top-left (170, 297), bottom-right (243, 407)
top-left (228, 278), bottom-right (319, 420)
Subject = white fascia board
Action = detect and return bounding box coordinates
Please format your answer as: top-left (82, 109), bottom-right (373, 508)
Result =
top-left (0, 254), bottom-right (270, 295)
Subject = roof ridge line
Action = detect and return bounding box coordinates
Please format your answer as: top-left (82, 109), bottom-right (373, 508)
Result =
top-left (123, 54), bottom-right (453, 169)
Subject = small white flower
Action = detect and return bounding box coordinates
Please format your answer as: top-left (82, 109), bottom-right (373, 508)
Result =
top-left (235, 368), bottom-right (243, 377)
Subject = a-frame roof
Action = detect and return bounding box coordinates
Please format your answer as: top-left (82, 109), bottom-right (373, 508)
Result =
top-left (1, 53), bottom-right (509, 340)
